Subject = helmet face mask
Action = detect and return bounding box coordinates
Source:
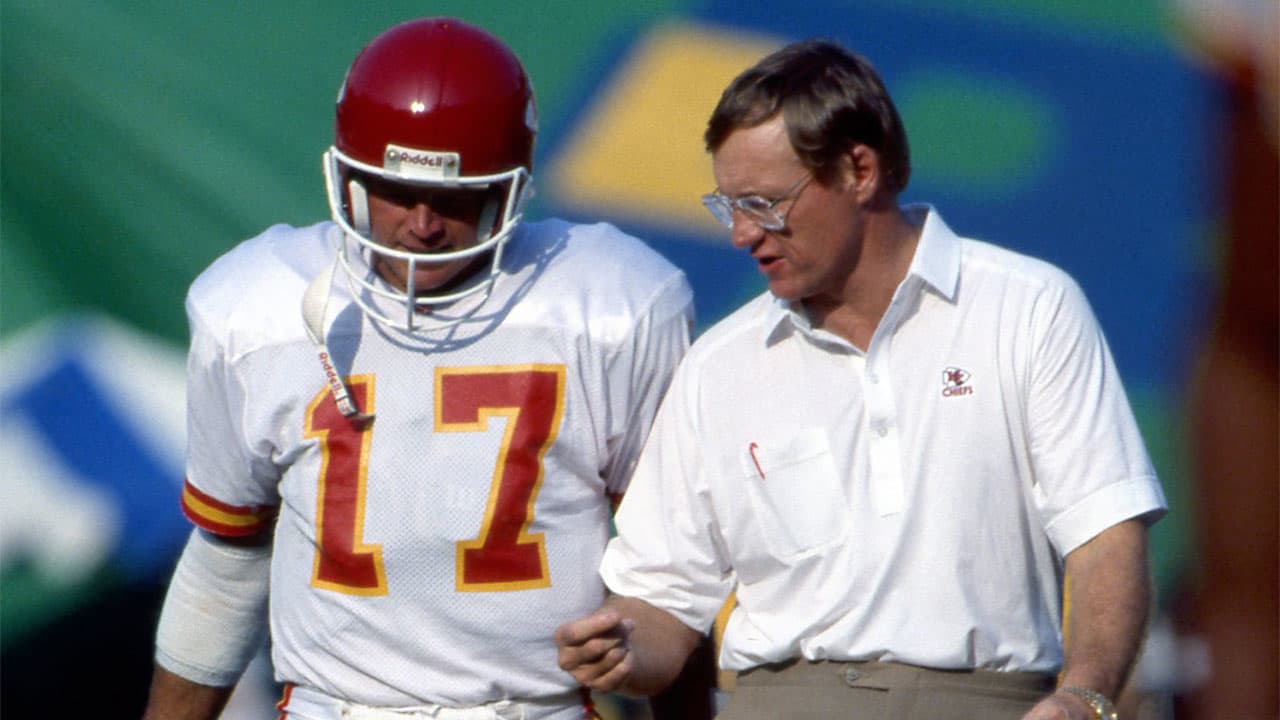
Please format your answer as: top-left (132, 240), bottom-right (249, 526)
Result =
top-left (323, 18), bottom-right (537, 333)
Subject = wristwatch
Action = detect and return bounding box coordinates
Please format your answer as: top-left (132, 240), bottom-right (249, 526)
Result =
top-left (1058, 685), bottom-right (1118, 720)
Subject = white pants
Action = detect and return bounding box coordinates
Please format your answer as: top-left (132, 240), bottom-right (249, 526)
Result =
top-left (278, 684), bottom-right (599, 720)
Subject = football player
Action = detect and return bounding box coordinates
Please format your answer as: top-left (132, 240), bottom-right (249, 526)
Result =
top-left (143, 18), bottom-right (697, 720)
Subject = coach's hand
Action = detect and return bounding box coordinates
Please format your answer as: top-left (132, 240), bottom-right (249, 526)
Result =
top-left (555, 596), bottom-right (701, 696)
top-left (554, 608), bottom-right (636, 692)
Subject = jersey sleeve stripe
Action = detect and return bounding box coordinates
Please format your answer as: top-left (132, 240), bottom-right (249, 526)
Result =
top-left (181, 479), bottom-right (278, 536)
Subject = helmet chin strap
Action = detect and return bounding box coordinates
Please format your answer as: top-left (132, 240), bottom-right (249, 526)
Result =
top-left (301, 255), bottom-right (374, 422)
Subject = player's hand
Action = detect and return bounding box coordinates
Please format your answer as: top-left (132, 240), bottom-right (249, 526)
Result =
top-left (1020, 690), bottom-right (1096, 720)
top-left (553, 608), bottom-right (636, 692)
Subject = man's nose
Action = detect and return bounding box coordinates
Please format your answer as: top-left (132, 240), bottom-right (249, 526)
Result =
top-left (729, 212), bottom-right (765, 250)
top-left (407, 201), bottom-right (443, 235)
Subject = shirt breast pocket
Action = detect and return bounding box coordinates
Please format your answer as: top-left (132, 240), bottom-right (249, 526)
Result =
top-left (739, 428), bottom-right (850, 559)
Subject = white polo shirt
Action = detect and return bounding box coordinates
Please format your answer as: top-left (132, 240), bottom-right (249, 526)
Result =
top-left (601, 205), bottom-right (1166, 674)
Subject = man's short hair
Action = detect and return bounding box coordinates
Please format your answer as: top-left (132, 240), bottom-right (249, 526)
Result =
top-left (705, 39), bottom-right (911, 194)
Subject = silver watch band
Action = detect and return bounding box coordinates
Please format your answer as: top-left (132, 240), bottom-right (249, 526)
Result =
top-left (1058, 685), bottom-right (1118, 720)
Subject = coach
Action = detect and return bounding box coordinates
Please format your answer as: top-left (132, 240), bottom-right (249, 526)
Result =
top-left (554, 39), bottom-right (1166, 720)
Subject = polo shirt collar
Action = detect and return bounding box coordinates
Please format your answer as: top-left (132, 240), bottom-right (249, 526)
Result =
top-left (764, 296), bottom-right (804, 345)
top-left (903, 204), bottom-right (961, 303)
top-left (762, 204), bottom-right (962, 345)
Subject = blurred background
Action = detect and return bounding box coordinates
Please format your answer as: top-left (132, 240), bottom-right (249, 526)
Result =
top-left (2, 1), bottom-right (1275, 718)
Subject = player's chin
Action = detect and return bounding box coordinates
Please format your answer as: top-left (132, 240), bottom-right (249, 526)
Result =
top-left (412, 255), bottom-right (493, 295)
top-left (411, 264), bottom-right (469, 292)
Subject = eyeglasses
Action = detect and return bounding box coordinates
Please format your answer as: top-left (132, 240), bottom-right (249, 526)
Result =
top-left (701, 173), bottom-right (813, 232)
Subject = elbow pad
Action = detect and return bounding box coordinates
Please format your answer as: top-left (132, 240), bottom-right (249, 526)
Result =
top-left (154, 529), bottom-right (271, 687)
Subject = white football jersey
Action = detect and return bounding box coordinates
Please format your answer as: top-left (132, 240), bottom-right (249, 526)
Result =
top-left (179, 219), bottom-right (693, 707)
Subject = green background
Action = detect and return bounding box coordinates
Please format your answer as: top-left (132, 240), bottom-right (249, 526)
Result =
top-left (0, 1), bottom-right (1236, 716)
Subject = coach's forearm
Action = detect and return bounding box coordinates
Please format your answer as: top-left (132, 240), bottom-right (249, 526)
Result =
top-left (605, 595), bottom-right (703, 695)
top-left (1057, 519), bottom-right (1151, 698)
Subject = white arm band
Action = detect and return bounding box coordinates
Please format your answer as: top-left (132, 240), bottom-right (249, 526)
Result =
top-left (155, 528), bottom-right (271, 687)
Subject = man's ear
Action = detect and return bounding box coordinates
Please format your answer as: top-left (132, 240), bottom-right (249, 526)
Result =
top-left (847, 144), bottom-right (881, 203)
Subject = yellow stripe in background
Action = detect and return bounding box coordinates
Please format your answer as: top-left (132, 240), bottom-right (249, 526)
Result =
top-left (547, 24), bottom-right (782, 231)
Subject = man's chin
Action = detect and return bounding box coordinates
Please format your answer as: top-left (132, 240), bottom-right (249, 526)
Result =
top-left (374, 253), bottom-right (492, 298)
top-left (412, 272), bottom-right (462, 294)
top-left (413, 262), bottom-right (490, 298)
top-left (765, 279), bottom-right (804, 303)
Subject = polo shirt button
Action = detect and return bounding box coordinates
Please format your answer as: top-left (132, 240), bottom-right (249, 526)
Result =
top-left (867, 372), bottom-right (879, 384)
top-left (843, 666), bottom-right (861, 685)
top-left (871, 420), bottom-right (887, 437)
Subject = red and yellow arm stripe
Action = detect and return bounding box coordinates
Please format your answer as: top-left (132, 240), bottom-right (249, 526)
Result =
top-left (180, 479), bottom-right (278, 537)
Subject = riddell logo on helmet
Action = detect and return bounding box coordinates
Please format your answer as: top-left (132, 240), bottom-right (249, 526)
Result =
top-left (384, 144), bottom-right (461, 180)
top-left (388, 150), bottom-right (452, 167)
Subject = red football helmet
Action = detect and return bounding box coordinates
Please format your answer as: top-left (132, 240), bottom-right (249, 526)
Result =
top-left (322, 18), bottom-right (537, 332)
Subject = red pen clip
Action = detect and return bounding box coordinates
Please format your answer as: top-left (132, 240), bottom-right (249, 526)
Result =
top-left (748, 442), bottom-right (766, 480)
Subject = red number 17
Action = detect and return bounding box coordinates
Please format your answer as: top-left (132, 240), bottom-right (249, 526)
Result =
top-left (304, 365), bottom-right (566, 595)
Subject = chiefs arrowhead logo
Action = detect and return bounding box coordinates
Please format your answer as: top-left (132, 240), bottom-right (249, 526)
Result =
top-left (941, 366), bottom-right (974, 397)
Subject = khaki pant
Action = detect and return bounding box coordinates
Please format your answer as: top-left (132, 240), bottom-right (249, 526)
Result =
top-left (717, 660), bottom-right (1055, 720)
